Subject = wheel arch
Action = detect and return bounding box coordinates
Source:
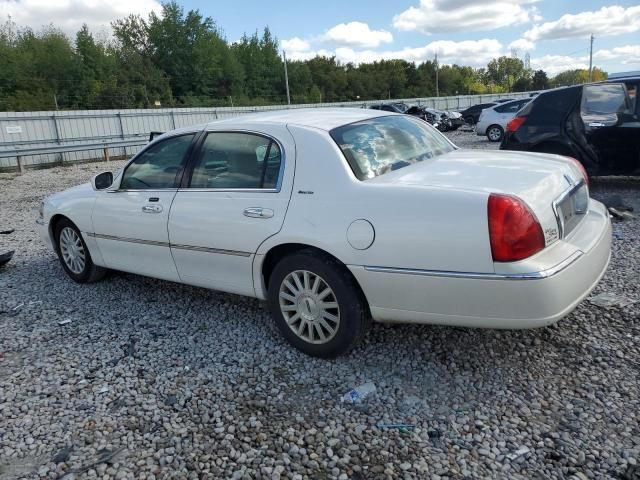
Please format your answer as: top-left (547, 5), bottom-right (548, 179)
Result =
top-left (256, 242), bottom-right (371, 311)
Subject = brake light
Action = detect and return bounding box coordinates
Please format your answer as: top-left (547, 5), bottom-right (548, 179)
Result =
top-left (488, 194), bottom-right (545, 262)
top-left (566, 156), bottom-right (589, 187)
top-left (506, 116), bottom-right (526, 133)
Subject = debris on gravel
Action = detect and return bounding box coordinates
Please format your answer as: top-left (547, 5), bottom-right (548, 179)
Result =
top-left (0, 132), bottom-right (638, 479)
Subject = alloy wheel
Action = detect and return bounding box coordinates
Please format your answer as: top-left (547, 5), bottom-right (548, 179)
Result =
top-left (59, 227), bottom-right (86, 274)
top-left (278, 270), bottom-right (340, 344)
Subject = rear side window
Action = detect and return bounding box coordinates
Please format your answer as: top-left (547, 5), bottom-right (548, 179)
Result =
top-left (330, 115), bottom-right (455, 180)
top-left (581, 84), bottom-right (629, 115)
top-left (189, 132), bottom-right (282, 189)
top-left (495, 100), bottom-right (527, 113)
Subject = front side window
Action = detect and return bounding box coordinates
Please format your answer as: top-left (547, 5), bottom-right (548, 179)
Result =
top-left (330, 115), bottom-right (455, 180)
top-left (120, 134), bottom-right (195, 189)
top-left (190, 132), bottom-right (282, 189)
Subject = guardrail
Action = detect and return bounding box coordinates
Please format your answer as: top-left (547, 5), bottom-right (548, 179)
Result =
top-left (0, 139), bottom-right (147, 173)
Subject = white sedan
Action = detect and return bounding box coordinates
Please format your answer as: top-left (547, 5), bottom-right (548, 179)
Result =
top-left (37, 108), bottom-right (611, 357)
top-left (476, 98), bottom-right (531, 142)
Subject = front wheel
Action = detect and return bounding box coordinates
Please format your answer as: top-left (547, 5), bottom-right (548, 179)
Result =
top-left (487, 125), bottom-right (504, 142)
top-left (267, 250), bottom-right (370, 358)
top-left (55, 218), bottom-right (107, 283)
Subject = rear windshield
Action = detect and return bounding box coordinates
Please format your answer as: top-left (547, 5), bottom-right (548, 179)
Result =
top-left (330, 115), bottom-right (455, 180)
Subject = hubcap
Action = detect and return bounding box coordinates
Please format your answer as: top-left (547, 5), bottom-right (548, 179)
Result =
top-left (489, 128), bottom-right (501, 140)
top-left (59, 227), bottom-right (86, 274)
top-left (279, 270), bottom-right (340, 344)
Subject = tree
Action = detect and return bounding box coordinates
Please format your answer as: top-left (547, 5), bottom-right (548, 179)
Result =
top-left (486, 56), bottom-right (525, 91)
top-left (531, 70), bottom-right (549, 90)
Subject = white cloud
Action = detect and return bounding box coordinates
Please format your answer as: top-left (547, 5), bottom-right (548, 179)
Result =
top-left (524, 5), bottom-right (640, 42)
top-left (393, 0), bottom-right (539, 34)
top-left (0, 0), bottom-right (161, 37)
top-left (284, 39), bottom-right (504, 68)
top-left (593, 45), bottom-right (640, 66)
top-left (509, 38), bottom-right (535, 52)
top-left (282, 37), bottom-right (311, 52)
top-left (530, 55), bottom-right (589, 75)
top-left (321, 21), bottom-right (392, 48)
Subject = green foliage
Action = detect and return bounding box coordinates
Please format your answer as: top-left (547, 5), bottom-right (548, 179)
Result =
top-left (0, 2), bottom-right (609, 111)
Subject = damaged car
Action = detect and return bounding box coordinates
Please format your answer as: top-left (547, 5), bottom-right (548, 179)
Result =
top-left (37, 109), bottom-right (611, 357)
top-left (501, 79), bottom-right (640, 175)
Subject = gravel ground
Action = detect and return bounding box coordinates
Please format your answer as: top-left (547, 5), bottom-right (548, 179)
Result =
top-left (0, 131), bottom-right (639, 480)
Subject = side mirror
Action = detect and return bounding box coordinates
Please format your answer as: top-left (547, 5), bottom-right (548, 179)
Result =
top-left (92, 171), bottom-right (114, 191)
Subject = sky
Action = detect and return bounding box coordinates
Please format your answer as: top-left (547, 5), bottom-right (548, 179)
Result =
top-left (1, 0), bottom-right (639, 75)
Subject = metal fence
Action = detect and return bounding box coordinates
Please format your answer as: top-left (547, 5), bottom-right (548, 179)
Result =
top-left (0, 91), bottom-right (535, 172)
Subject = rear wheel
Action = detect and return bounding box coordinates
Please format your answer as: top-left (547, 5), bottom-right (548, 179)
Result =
top-left (487, 125), bottom-right (504, 142)
top-left (267, 250), bottom-right (370, 358)
top-left (55, 218), bottom-right (107, 283)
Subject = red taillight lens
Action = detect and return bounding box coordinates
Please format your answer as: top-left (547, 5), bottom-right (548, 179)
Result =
top-left (506, 116), bottom-right (526, 133)
top-left (488, 194), bottom-right (545, 262)
top-left (566, 156), bottom-right (589, 187)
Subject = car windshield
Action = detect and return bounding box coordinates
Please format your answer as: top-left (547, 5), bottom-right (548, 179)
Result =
top-left (330, 115), bottom-right (455, 180)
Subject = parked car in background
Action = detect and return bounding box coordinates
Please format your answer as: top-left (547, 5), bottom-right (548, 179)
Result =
top-left (476, 98), bottom-right (532, 142)
top-left (459, 102), bottom-right (497, 124)
top-left (494, 98), bottom-right (516, 104)
top-left (424, 108), bottom-right (464, 131)
top-left (501, 79), bottom-right (640, 175)
top-left (369, 103), bottom-right (409, 113)
top-left (37, 109), bottom-right (611, 357)
top-left (406, 105), bottom-right (439, 126)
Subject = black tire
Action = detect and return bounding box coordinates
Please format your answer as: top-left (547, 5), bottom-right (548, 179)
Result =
top-left (54, 218), bottom-right (107, 283)
top-left (267, 250), bottom-right (370, 358)
top-left (486, 125), bottom-right (504, 142)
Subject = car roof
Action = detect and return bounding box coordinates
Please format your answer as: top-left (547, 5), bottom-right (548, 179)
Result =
top-left (201, 107), bottom-right (393, 131)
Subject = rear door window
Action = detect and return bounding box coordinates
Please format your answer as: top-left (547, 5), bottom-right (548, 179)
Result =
top-left (581, 83), bottom-right (631, 126)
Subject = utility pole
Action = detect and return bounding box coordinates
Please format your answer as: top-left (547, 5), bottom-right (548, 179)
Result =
top-left (53, 94), bottom-right (59, 111)
top-left (588, 34), bottom-right (594, 82)
top-left (283, 50), bottom-right (291, 106)
top-left (435, 52), bottom-right (439, 97)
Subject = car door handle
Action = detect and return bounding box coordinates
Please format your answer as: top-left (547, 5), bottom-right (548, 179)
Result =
top-left (243, 207), bottom-right (274, 219)
top-left (142, 205), bottom-right (163, 213)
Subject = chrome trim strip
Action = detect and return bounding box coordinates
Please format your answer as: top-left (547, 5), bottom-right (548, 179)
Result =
top-left (170, 243), bottom-right (251, 257)
top-left (87, 232), bottom-right (252, 257)
top-left (86, 232), bottom-right (168, 247)
top-left (363, 251), bottom-right (583, 281)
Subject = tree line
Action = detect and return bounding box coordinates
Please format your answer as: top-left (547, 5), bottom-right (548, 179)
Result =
top-left (0, 1), bottom-right (608, 112)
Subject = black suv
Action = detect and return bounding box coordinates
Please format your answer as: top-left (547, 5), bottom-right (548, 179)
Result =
top-left (501, 77), bottom-right (640, 175)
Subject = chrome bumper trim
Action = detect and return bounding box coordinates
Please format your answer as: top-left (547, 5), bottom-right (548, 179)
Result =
top-left (363, 251), bottom-right (584, 281)
top-left (86, 232), bottom-right (251, 257)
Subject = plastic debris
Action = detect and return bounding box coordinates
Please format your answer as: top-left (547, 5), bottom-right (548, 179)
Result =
top-left (28, 300), bottom-right (42, 305)
top-left (12, 302), bottom-right (24, 311)
top-left (98, 386), bottom-right (110, 394)
top-left (589, 293), bottom-right (637, 309)
top-left (58, 319), bottom-right (73, 326)
top-left (507, 446), bottom-right (531, 460)
top-left (342, 382), bottom-right (376, 404)
top-left (0, 228), bottom-right (14, 235)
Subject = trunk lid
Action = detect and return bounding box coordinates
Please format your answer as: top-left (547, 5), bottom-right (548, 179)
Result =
top-left (368, 149), bottom-right (587, 245)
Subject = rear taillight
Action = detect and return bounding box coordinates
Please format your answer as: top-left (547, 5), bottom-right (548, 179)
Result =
top-left (506, 116), bottom-right (526, 133)
top-left (488, 194), bottom-right (545, 262)
top-left (566, 156), bottom-right (589, 187)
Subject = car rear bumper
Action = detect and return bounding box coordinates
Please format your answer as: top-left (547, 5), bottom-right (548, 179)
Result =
top-left (348, 201), bottom-right (611, 329)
